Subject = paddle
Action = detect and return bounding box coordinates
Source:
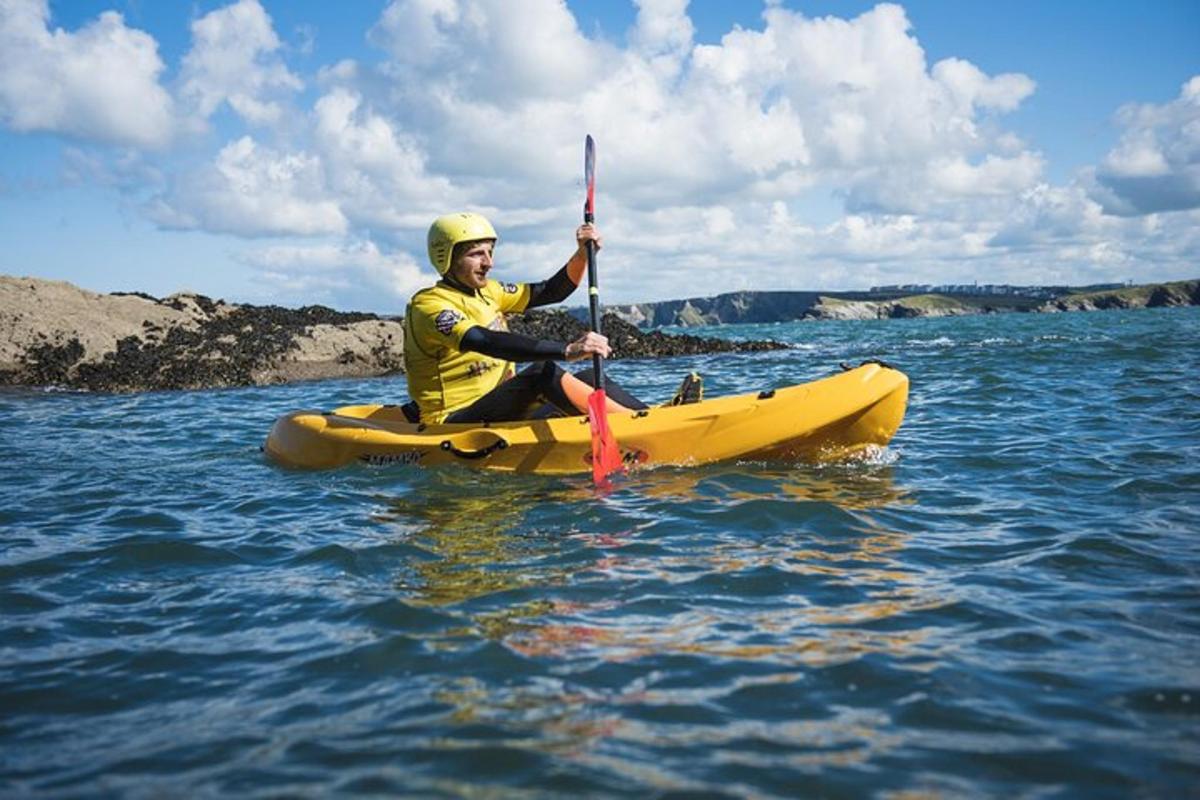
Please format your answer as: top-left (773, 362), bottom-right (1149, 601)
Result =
top-left (583, 134), bottom-right (623, 485)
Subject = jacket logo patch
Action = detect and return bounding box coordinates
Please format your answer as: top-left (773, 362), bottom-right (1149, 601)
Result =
top-left (435, 309), bottom-right (463, 335)
top-left (503, 282), bottom-right (519, 294)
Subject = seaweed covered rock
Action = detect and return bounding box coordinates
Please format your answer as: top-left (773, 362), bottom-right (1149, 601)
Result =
top-left (508, 310), bottom-right (788, 358)
top-left (0, 276), bottom-right (405, 392)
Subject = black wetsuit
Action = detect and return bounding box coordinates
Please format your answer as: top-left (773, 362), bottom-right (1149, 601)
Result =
top-left (434, 266), bottom-right (646, 424)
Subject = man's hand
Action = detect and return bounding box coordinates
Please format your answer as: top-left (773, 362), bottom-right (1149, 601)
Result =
top-left (576, 223), bottom-right (603, 254)
top-left (564, 331), bottom-right (612, 361)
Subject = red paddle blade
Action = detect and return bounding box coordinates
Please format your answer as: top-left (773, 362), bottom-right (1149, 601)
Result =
top-left (587, 389), bottom-right (622, 485)
top-left (584, 134), bottom-right (596, 220)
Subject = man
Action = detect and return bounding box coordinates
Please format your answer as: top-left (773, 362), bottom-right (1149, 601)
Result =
top-left (403, 212), bottom-right (700, 424)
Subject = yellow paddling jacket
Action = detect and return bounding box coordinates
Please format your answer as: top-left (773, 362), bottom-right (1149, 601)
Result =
top-left (404, 279), bottom-right (533, 423)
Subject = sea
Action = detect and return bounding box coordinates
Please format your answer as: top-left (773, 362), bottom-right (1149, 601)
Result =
top-left (2, 307), bottom-right (1197, 798)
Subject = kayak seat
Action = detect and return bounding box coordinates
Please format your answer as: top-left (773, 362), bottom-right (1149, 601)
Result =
top-left (665, 372), bottom-right (704, 406)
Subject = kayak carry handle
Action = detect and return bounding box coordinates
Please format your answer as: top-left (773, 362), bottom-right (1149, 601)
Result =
top-left (440, 436), bottom-right (509, 460)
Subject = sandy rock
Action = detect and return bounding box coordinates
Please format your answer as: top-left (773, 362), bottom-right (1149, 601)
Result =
top-left (0, 275), bottom-right (403, 391)
top-left (0, 277), bottom-right (203, 371)
top-left (256, 319), bottom-right (406, 384)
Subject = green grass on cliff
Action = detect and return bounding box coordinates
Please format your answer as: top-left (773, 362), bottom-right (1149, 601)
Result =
top-left (1059, 286), bottom-right (1148, 303)
top-left (895, 294), bottom-right (973, 311)
top-left (1057, 279), bottom-right (1198, 304)
top-left (819, 293), bottom-right (973, 311)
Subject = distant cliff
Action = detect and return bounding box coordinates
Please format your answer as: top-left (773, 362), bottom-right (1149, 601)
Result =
top-left (601, 291), bottom-right (824, 327)
top-left (596, 280), bottom-right (1200, 327)
top-left (1039, 280), bottom-right (1200, 312)
top-left (806, 294), bottom-right (986, 320)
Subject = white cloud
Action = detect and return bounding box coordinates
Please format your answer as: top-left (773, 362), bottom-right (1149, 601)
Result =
top-left (0, 0), bottom-right (174, 148)
top-left (192, 0), bottom-right (1193, 304)
top-left (932, 57), bottom-right (1036, 115)
top-left (146, 82), bottom-right (470, 257)
top-left (930, 153), bottom-right (1044, 196)
top-left (693, 3), bottom-right (961, 169)
top-left (1089, 76), bottom-right (1200, 216)
top-left (178, 0), bottom-right (302, 126)
top-left (369, 0), bottom-right (598, 103)
top-left (147, 136), bottom-right (346, 236)
top-left (630, 0), bottom-right (693, 75)
top-left (240, 238), bottom-right (426, 310)
top-left (312, 88), bottom-right (462, 228)
top-left (6, 0), bottom-right (1195, 309)
top-left (989, 183), bottom-right (1106, 248)
top-left (846, 152), bottom-right (1045, 215)
top-left (349, 0), bottom-right (1048, 224)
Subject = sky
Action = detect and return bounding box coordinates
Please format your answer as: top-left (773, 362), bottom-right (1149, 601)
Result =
top-left (1, 0), bottom-right (1197, 311)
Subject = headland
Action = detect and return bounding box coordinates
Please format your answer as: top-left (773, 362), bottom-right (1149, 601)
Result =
top-left (2, 275), bottom-right (1194, 393)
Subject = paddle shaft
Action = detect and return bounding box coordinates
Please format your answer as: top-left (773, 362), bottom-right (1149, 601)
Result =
top-left (583, 134), bottom-right (605, 390)
top-left (584, 216), bottom-right (604, 389)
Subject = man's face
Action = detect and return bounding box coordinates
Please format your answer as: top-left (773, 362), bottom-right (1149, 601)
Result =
top-left (448, 240), bottom-right (495, 290)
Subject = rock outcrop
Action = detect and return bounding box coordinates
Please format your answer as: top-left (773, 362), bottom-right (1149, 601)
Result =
top-left (602, 291), bottom-right (824, 328)
top-left (1039, 280), bottom-right (1200, 312)
top-left (806, 294), bottom-right (985, 320)
top-left (603, 280), bottom-right (1200, 327)
top-left (0, 276), bottom-right (405, 392)
top-left (0, 276), bottom-right (787, 393)
top-left (509, 310), bottom-right (788, 358)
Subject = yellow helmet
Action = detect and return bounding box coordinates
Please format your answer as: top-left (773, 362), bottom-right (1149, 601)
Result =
top-left (427, 212), bottom-right (498, 275)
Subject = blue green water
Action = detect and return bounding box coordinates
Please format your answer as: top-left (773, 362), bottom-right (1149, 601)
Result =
top-left (2, 308), bottom-right (1198, 797)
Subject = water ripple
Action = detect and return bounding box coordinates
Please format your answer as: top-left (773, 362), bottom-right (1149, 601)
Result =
top-left (2, 308), bottom-right (1198, 796)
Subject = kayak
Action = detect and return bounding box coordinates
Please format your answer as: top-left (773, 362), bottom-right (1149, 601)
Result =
top-left (264, 362), bottom-right (908, 473)
top-left (265, 362), bottom-right (908, 472)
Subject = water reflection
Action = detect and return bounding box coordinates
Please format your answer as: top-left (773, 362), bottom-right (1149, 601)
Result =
top-left (371, 464), bottom-right (935, 662)
top-left (627, 459), bottom-right (910, 509)
top-left (371, 474), bottom-right (587, 607)
top-left (368, 463), bottom-right (946, 773)
top-left (511, 470), bottom-right (939, 667)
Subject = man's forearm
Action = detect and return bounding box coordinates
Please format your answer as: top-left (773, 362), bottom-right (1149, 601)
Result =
top-left (460, 326), bottom-right (567, 361)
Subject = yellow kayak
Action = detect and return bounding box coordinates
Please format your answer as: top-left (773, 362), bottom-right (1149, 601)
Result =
top-left (264, 362), bottom-right (908, 473)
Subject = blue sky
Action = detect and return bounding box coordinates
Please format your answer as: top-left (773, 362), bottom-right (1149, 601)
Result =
top-left (1, 0), bottom-right (1197, 310)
